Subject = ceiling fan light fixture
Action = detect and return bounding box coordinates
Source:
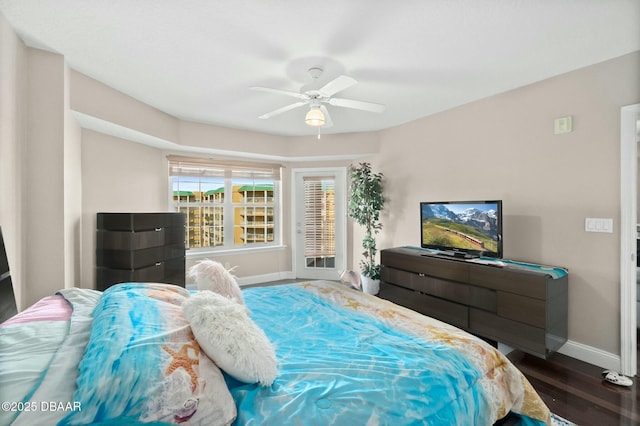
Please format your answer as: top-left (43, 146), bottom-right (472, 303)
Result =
top-left (305, 107), bottom-right (325, 127)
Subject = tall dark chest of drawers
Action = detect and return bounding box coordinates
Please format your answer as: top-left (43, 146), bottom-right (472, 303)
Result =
top-left (96, 213), bottom-right (186, 291)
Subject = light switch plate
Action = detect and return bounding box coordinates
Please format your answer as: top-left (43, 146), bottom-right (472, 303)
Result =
top-left (554, 116), bottom-right (573, 134)
top-left (585, 218), bottom-right (613, 233)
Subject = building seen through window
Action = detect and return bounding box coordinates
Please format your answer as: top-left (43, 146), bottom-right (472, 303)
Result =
top-left (172, 179), bottom-right (276, 250)
top-left (168, 156), bottom-right (281, 251)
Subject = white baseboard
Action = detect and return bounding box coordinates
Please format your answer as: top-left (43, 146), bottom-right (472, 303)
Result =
top-left (558, 339), bottom-right (620, 371)
top-left (500, 339), bottom-right (620, 371)
top-left (236, 270), bottom-right (296, 287)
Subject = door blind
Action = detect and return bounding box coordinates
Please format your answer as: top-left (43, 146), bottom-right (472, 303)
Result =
top-left (303, 177), bottom-right (336, 259)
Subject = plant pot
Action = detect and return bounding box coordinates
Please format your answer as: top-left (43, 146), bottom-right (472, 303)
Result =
top-left (361, 275), bottom-right (380, 295)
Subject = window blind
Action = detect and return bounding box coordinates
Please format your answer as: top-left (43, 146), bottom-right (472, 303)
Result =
top-left (303, 177), bottom-right (336, 258)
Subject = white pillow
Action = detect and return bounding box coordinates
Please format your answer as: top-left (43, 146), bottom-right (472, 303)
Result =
top-left (187, 259), bottom-right (244, 304)
top-left (182, 291), bottom-right (277, 386)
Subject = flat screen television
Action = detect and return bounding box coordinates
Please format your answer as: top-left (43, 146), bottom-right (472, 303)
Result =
top-left (420, 200), bottom-right (503, 259)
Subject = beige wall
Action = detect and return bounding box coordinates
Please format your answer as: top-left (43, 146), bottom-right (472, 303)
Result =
top-left (179, 120), bottom-right (288, 157)
top-left (64, 63), bottom-right (83, 293)
top-left (80, 130), bottom-right (170, 288)
top-left (0, 13), bottom-right (26, 309)
top-left (24, 48), bottom-right (84, 307)
top-left (24, 48), bottom-right (66, 306)
top-left (0, 14), bottom-right (83, 309)
top-left (286, 132), bottom-right (380, 158)
top-left (71, 70), bottom-right (180, 143)
top-left (374, 52), bottom-right (640, 356)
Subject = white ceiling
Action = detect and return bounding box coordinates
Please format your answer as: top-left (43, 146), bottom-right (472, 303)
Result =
top-left (1, 0), bottom-right (639, 137)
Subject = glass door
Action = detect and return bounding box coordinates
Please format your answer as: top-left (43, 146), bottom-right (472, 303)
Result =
top-left (293, 168), bottom-right (346, 280)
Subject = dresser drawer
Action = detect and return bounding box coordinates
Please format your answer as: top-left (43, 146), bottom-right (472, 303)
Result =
top-left (97, 212), bottom-right (185, 231)
top-left (382, 267), bottom-right (468, 303)
top-left (163, 257), bottom-right (186, 287)
top-left (382, 266), bottom-right (497, 312)
top-left (379, 282), bottom-right (468, 330)
top-left (381, 250), bottom-right (468, 282)
top-left (468, 264), bottom-right (548, 299)
top-left (468, 286), bottom-right (497, 312)
top-left (497, 292), bottom-right (546, 328)
top-left (96, 257), bottom-right (185, 290)
top-left (97, 244), bottom-right (185, 269)
top-left (97, 228), bottom-right (165, 250)
top-left (97, 263), bottom-right (165, 289)
top-left (469, 308), bottom-right (546, 358)
top-left (97, 227), bottom-right (184, 251)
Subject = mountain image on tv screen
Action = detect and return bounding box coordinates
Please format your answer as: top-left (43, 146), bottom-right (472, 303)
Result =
top-left (421, 202), bottom-right (500, 254)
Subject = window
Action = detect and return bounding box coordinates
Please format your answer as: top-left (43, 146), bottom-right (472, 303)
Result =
top-left (168, 156), bottom-right (281, 251)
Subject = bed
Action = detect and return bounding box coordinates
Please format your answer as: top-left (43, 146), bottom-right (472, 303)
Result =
top-left (0, 274), bottom-right (551, 425)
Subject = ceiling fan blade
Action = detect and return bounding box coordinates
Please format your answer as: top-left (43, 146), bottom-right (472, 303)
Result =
top-left (318, 75), bottom-right (357, 97)
top-left (320, 105), bottom-right (333, 128)
top-left (328, 97), bottom-right (386, 113)
top-left (251, 86), bottom-right (308, 100)
top-left (258, 101), bottom-right (308, 119)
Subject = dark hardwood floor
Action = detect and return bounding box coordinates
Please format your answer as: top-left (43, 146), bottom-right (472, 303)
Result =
top-left (507, 349), bottom-right (639, 425)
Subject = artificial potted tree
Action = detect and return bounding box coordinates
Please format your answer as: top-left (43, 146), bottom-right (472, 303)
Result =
top-left (348, 162), bottom-right (384, 294)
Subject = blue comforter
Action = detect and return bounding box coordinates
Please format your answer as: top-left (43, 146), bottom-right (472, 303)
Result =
top-left (7, 283), bottom-right (236, 426)
top-left (227, 282), bottom-right (550, 425)
top-left (4, 281), bottom-right (549, 425)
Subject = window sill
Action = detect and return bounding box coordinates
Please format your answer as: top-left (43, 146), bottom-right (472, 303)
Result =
top-left (186, 244), bottom-right (288, 259)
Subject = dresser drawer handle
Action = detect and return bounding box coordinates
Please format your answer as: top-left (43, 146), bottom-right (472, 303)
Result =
top-left (154, 228), bottom-right (163, 232)
top-left (155, 262), bottom-right (162, 266)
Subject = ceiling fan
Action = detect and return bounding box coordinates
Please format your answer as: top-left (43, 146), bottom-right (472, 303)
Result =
top-left (251, 67), bottom-right (385, 128)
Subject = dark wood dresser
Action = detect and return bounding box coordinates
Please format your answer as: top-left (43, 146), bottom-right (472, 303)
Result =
top-left (379, 247), bottom-right (568, 359)
top-left (96, 212), bottom-right (186, 291)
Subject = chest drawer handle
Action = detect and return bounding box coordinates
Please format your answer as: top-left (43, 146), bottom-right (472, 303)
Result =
top-left (155, 228), bottom-right (163, 232)
top-left (155, 262), bottom-right (162, 266)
